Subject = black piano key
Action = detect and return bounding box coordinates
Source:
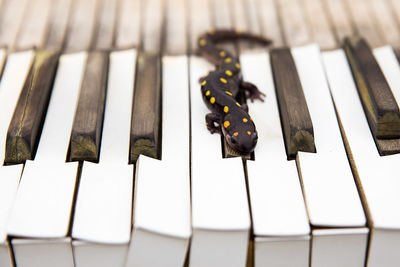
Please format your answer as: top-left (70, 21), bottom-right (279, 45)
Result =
top-left (344, 36), bottom-right (400, 139)
top-left (5, 50), bottom-right (59, 164)
top-left (129, 51), bottom-right (162, 163)
top-left (270, 48), bottom-right (316, 159)
top-left (69, 52), bottom-right (108, 162)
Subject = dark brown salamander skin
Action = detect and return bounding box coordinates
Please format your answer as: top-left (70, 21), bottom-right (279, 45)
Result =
top-left (198, 29), bottom-right (271, 153)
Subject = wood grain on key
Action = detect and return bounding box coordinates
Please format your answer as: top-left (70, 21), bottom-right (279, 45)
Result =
top-left (270, 48), bottom-right (315, 159)
top-left (70, 52), bottom-right (108, 162)
top-left (344, 36), bottom-right (400, 139)
top-left (130, 51), bottom-right (161, 163)
top-left (5, 50), bottom-right (58, 164)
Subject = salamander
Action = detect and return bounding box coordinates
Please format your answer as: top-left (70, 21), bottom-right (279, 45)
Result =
top-left (197, 29), bottom-right (271, 153)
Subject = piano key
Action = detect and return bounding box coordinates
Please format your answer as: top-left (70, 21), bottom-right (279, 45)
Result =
top-left (129, 51), bottom-right (162, 163)
top-left (0, 50), bottom-right (34, 267)
top-left (345, 0), bottom-right (383, 47)
top-left (5, 50), bottom-right (59, 164)
top-left (302, 0), bottom-right (336, 50)
top-left (93, 0), bottom-right (118, 51)
top-left (8, 52), bottom-right (87, 267)
top-left (11, 238), bottom-right (74, 267)
top-left (44, 0), bottom-right (73, 51)
top-left (344, 36), bottom-right (400, 140)
top-left (323, 0), bottom-right (353, 43)
top-left (277, 0), bottom-right (311, 46)
top-left (15, 0), bottom-right (52, 50)
top-left (270, 48), bottom-right (315, 159)
top-left (241, 51), bottom-right (310, 267)
top-left (211, 0), bottom-right (235, 56)
top-left (0, 0), bottom-right (29, 49)
top-left (322, 47), bottom-right (400, 267)
top-left (292, 44), bottom-right (367, 267)
top-left (0, 50), bottom-right (35, 163)
top-left (189, 55), bottom-right (250, 267)
top-left (211, 0), bottom-right (251, 159)
top-left (64, 0), bottom-right (99, 52)
top-left (114, 0), bottom-right (141, 49)
top-left (256, 0), bottom-right (283, 47)
top-left (230, 0), bottom-right (251, 51)
top-left (368, 0), bottom-right (400, 49)
top-left (69, 52), bottom-right (108, 162)
top-left (72, 49), bottom-right (136, 267)
top-left (188, 0), bottom-right (211, 52)
top-left (165, 0), bottom-right (187, 55)
top-left (142, 0), bottom-right (164, 52)
top-left (126, 55), bottom-right (190, 267)
top-left (245, 0), bottom-right (262, 37)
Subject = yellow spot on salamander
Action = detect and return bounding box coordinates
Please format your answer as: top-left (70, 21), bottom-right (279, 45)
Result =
top-left (236, 102), bottom-right (241, 107)
top-left (225, 58), bottom-right (232, 63)
top-left (224, 121), bottom-right (230, 128)
top-left (199, 39), bottom-right (206, 46)
top-left (243, 118), bottom-right (248, 123)
top-left (225, 70), bottom-right (233, 76)
top-left (236, 29), bottom-right (242, 35)
top-left (225, 91), bottom-right (232, 96)
top-left (224, 106), bottom-right (229, 113)
top-left (220, 77), bottom-right (227, 84)
top-left (247, 131), bottom-right (252, 135)
top-left (205, 90), bottom-right (210, 96)
top-left (219, 51), bottom-right (226, 57)
top-left (233, 132), bottom-right (239, 136)
top-left (201, 80), bottom-right (206, 86)
top-left (235, 63), bottom-right (241, 69)
top-left (210, 97), bottom-right (215, 104)
top-left (209, 27), bottom-right (215, 34)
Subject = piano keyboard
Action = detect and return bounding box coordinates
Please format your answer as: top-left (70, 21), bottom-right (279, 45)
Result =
top-left (0, 0), bottom-right (400, 266)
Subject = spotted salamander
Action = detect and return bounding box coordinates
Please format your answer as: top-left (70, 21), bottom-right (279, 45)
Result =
top-left (198, 29), bottom-right (271, 153)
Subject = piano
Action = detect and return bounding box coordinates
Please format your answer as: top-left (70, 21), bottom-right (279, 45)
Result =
top-left (0, 0), bottom-right (399, 266)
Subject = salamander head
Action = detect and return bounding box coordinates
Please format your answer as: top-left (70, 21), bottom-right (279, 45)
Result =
top-left (222, 113), bottom-right (258, 153)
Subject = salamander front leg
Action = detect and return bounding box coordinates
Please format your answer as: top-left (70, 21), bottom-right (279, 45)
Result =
top-left (205, 113), bottom-right (222, 134)
top-left (240, 80), bottom-right (266, 102)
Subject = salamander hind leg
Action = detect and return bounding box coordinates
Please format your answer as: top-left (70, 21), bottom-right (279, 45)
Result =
top-left (205, 113), bottom-right (222, 134)
top-left (240, 80), bottom-right (266, 102)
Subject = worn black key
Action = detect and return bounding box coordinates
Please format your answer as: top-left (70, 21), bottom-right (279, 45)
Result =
top-left (69, 52), bottom-right (108, 162)
top-left (344, 36), bottom-right (400, 139)
top-left (129, 51), bottom-right (162, 163)
top-left (5, 50), bottom-right (59, 164)
top-left (271, 48), bottom-right (316, 159)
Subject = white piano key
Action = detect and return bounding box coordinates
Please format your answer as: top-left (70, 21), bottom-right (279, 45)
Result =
top-left (8, 52), bottom-right (87, 267)
top-left (115, 0), bottom-right (141, 49)
top-left (73, 241), bottom-right (127, 267)
top-left (292, 44), bottom-right (367, 267)
top-left (45, 0), bottom-right (73, 50)
top-left (311, 228), bottom-right (368, 267)
top-left (0, 0), bottom-right (29, 49)
top-left (72, 50), bottom-right (136, 267)
top-left (322, 48), bottom-right (400, 267)
top-left (0, 50), bottom-right (34, 267)
top-left (165, 0), bottom-right (187, 55)
top-left (15, 0), bottom-right (52, 50)
top-left (240, 52), bottom-right (310, 267)
top-left (12, 238), bottom-right (74, 267)
top-left (93, 0), bottom-right (118, 50)
top-left (64, 0), bottom-right (99, 52)
top-left (188, 56), bottom-right (250, 267)
top-left (126, 55), bottom-right (191, 267)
